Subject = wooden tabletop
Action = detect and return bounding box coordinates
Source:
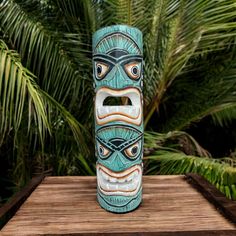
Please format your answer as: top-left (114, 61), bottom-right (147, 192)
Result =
top-left (1, 175), bottom-right (236, 235)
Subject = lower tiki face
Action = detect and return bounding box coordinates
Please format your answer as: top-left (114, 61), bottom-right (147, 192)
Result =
top-left (96, 125), bottom-right (143, 212)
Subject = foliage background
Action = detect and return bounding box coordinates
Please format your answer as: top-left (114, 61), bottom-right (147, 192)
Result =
top-left (1, 0), bottom-right (236, 204)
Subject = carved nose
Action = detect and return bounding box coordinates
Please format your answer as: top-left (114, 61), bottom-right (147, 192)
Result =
top-left (109, 152), bottom-right (127, 172)
top-left (112, 66), bottom-right (129, 89)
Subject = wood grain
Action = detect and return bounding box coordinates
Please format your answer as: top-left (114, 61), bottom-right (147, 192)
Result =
top-left (186, 173), bottom-right (236, 224)
top-left (1, 175), bottom-right (236, 235)
top-left (0, 175), bottom-right (44, 229)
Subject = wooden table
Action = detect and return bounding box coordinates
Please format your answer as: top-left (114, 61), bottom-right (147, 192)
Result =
top-left (1, 175), bottom-right (236, 235)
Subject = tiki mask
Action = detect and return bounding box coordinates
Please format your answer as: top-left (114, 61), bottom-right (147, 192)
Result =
top-left (93, 25), bottom-right (143, 213)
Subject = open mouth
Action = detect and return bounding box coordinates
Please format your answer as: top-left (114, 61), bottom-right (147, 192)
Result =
top-left (95, 87), bottom-right (142, 125)
top-left (97, 163), bottom-right (142, 196)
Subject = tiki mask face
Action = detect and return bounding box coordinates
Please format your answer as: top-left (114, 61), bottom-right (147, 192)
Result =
top-left (93, 25), bottom-right (143, 213)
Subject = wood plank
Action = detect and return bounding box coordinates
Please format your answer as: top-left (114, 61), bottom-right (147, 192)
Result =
top-left (0, 175), bottom-right (44, 229)
top-left (186, 173), bottom-right (236, 224)
top-left (1, 175), bottom-right (236, 235)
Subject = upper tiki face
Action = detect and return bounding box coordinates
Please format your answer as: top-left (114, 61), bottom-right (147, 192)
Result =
top-left (93, 25), bottom-right (143, 128)
top-left (92, 25), bottom-right (143, 91)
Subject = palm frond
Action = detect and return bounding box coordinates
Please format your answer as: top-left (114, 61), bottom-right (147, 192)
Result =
top-left (0, 0), bottom-right (93, 113)
top-left (0, 39), bottom-right (50, 144)
top-left (0, 39), bottom-right (90, 155)
top-left (144, 150), bottom-right (236, 200)
top-left (92, 0), bottom-right (119, 27)
top-left (144, 130), bottom-right (210, 157)
top-left (52, 0), bottom-right (96, 35)
top-left (144, 0), bottom-right (236, 127)
top-left (158, 50), bottom-right (236, 131)
top-left (40, 90), bottom-right (91, 156)
top-left (212, 105), bottom-right (236, 127)
top-left (93, 0), bottom-right (153, 29)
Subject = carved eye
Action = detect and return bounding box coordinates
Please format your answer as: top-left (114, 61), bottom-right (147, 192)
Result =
top-left (124, 62), bottom-right (141, 79)
top-left (95, 62), bottom-right (109, 79)
top-left (124, 142), bottom-right (139, 158)
top-left (98, 143), bottom-right (110, 158)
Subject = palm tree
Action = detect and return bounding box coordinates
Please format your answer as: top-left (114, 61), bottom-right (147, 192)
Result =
top-left (1, 0), bottom-right (236, 200)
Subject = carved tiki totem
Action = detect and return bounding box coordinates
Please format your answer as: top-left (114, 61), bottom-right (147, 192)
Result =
top-left (93, 25), bottom-right (143, 213)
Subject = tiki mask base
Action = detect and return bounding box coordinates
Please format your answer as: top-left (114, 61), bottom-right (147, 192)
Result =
top-left (97, 187), bottom-right (142, 213)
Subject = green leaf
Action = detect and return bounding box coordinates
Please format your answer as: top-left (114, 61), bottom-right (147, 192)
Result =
top-left (145, 150), bottom-right (236, 200)
top-left (158, 50), bottom-right (236, 131)
top-left (0, 0), bottom-right (93, 112)
top-left (0, 39), bottom-right (50, 145)
top-left (144, 0), bottom-right (236, 127)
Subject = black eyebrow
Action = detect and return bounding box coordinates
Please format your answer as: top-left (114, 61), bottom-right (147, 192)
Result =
top-left (96, 136), bottom-right (117, 152)
top-left (96, 134), bottom-right (143, 153)
top-left (93, 54), bottom-right (142, 64)
top-left (118, 134), bottom-right (143, 151)
top-left (93, 54), bottom-right (117, 64)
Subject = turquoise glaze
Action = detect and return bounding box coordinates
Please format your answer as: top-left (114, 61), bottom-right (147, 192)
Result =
top-left (93, 25), bottom-right (143, 213)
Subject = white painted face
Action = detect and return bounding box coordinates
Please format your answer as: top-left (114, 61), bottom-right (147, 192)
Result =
top-left (96, 163), bottom-right (142, 196)
top-left (95, 87), bottom-right (142, 126)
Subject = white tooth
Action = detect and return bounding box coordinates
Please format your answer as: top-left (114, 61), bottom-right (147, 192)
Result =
top-left (109, 177), bottom-right (116, 183)
top-left (127, 109), bottom-right (131, 116)
top-left (100, 173), bottom-right (104, 180)
top-left (98, 107), bottom-right (104, 116)
top-left (110, 107), bottom-right (115, 113)
top-left (106, 183), bottom-right (110, 190)
top-left (118, 178), bottom-right (125, 183)
top-left (102, 172), bottom-right (108, 180)
top-left (104, 106), bottom-right (111, 115)
top-left (127, 174), bottom-right (133, 182)
top-left (109, 184), bottom-right (116, 191)
top-left (125, 185), bottom-right (130, 191)
top-left (105, 174), bottom-right (109, 181)
top-left (106, 106), bottom-right (110, 114)
top-left (130, 183), bottom-right (136, 191)
top-left (102, 107), bottom-right (107, 114)
top-left (97, 108), bottom-right (100, 116)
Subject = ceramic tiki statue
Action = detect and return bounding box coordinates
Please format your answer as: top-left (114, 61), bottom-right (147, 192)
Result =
top-left (93, 25), bottom-right (143, 213)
